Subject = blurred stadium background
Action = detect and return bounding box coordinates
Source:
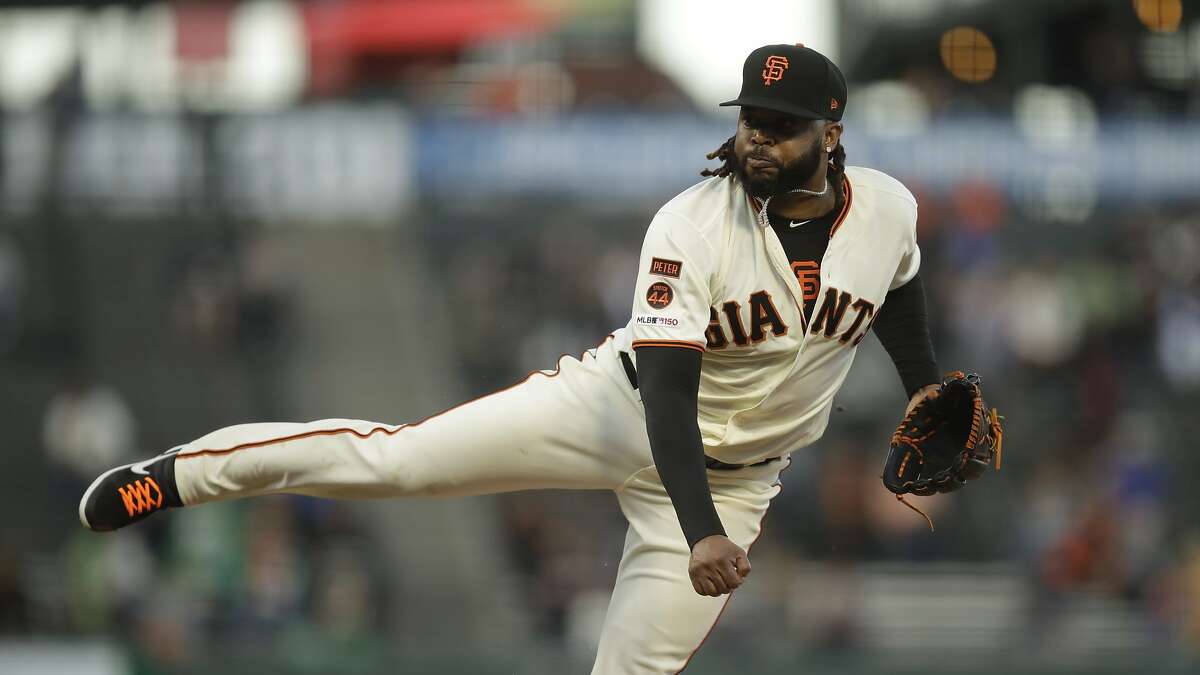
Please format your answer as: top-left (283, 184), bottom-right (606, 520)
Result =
top-left (1, 0), bottom-right (1199, 673)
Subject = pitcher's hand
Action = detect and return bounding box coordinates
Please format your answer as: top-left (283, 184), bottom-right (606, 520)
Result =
top-left (689, 535), bottom-right (750, 597)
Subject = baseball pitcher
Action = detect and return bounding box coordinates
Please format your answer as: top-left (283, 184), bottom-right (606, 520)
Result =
top-left (79, 44), bottom-right (1000, 674)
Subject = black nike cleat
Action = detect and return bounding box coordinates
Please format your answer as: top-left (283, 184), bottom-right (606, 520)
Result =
top-left (79, 447), bottom-right (185, 532)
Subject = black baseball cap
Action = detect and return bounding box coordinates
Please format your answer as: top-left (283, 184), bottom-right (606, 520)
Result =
top-left (720, 43), bottom-right (847, 121)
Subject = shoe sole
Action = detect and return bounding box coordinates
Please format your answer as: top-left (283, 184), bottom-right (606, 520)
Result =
top-left (78, 447), bottom-right (184, 531)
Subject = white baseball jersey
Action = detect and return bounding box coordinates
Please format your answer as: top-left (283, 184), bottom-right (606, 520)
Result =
top-left (615, 165), bottom-right (921, 464)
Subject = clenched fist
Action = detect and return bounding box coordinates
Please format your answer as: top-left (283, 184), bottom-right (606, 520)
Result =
top-left (689, 535), bottom-right (751, 597)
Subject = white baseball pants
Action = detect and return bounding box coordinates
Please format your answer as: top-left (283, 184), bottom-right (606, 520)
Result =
top-left (172, 335), bottom-right (786, 674)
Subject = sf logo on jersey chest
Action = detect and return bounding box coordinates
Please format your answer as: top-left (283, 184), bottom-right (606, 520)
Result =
top-left (705, 285), bottom-right (877, 350)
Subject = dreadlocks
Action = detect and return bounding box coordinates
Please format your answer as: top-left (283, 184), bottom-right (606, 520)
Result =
top-left (700, 136), bottom-right (737, 179)
top-left (827, 141), bottom-right (847, 195)
top-left (701, 132), bottom-right (848, 195)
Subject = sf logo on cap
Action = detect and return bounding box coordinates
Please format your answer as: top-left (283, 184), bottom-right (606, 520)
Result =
top-left (762, 55), bottom-right (789, 86)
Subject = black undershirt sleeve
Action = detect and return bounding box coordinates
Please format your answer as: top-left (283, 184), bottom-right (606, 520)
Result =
top-left (872, 272), bottom-right (941, 398)
top-left (633, 345), bottom-right (725, 550)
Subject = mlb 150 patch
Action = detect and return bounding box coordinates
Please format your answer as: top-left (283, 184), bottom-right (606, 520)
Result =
top-left (635, 315), bottom-right (680, 327)
top-left (646, 282), bottom-right (674, 309)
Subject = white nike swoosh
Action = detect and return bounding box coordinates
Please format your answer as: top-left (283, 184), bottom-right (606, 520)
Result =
top-left (130, 458), bottom-right (157, 475)
top-left (130, 447), bottom-right (183, 475)
top-left (789, 219), bottom-right (813, 228)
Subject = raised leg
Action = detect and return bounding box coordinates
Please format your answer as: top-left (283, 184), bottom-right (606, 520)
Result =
top-left (81, 340), bottom-right (654, 531)
top-left (174, 345), bottom-right (649, 505)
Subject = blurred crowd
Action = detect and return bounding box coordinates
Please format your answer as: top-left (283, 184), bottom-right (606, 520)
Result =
top-left (1, 233), bottom-right (400, 672)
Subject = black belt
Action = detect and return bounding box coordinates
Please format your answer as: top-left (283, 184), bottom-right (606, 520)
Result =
top-left (705, 455), bottom-right (779, 470)
top-left (618, 350), bottom-right (781, 472)
top-left (619, 350), bottom-right (640, 389)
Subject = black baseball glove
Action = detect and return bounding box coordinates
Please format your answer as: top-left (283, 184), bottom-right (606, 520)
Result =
top-left (881, 371), bottom-right (1003, 528)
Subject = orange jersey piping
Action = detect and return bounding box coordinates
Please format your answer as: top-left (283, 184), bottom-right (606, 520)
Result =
top-left (631, 339), bottom-right (706, 353)
top-left (827, 176), bottom-right (854, 238)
